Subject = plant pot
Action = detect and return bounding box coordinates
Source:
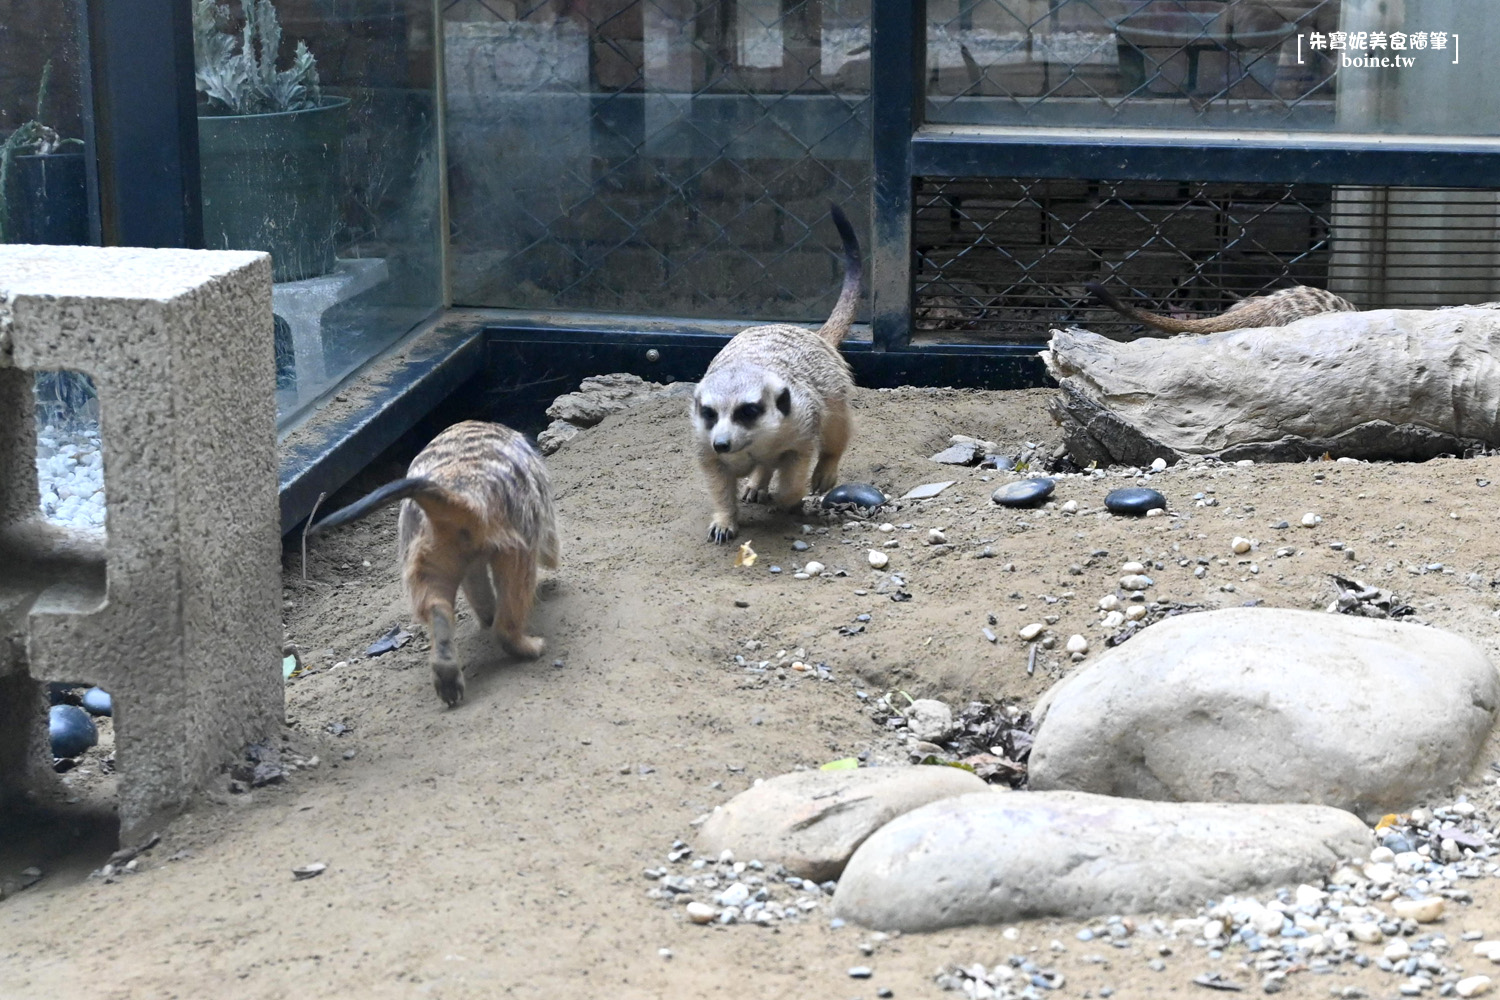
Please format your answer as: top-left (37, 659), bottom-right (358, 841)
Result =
top-left (4, 151), bottom-right (88, 246)
top-left (198, 96), bottom-right (349, 283)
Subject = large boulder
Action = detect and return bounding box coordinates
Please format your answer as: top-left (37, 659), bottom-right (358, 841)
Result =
top-left (696, 766), bottom-right (991, 882)
top-left (833, 790), bottom-right (1372, 931)
top-left (1028, 608), bottom-right (1500, 821)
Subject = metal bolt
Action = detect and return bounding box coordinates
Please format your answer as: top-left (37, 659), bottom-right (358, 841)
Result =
top-left (645, 348), bottom-right (660, 362)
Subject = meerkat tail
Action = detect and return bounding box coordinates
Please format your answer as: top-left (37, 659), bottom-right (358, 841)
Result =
top-left (815, 203), bottom-right (864, 348)
top-left (307, 477), bottom-right (448, 535)
top-left (1085, 280), bottom-right (1212, 334)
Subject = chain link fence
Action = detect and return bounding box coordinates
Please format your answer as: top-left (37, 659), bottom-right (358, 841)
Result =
top-left (915, 176), bottom-right (1500, 341)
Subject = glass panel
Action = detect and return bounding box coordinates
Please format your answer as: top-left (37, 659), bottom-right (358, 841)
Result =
top-left (1, 2), bottom-right (92, 247)
top-left (2, 0), bottom-right (104, 516)
top-left (192, 0), bottom-right (445, 425)
top-left (444, 0), bottom-right (871, 323)
top-left (925, 0), bottom-right (1493, 134)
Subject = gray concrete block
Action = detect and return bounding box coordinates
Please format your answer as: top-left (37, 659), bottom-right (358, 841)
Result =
top-left (0, 245), bottom-right (282, 844)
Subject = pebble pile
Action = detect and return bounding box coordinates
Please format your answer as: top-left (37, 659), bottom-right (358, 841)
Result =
top-left (645, 840), bottom-right (832, 927)
top-left (929, 795), bottom-right (1500, 997)
top-left (35, 421), bottom-right (105, 533)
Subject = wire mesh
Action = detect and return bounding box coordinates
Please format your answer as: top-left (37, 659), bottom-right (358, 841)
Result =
top-left (914, 176), bottom-right (1500, 342)
top-left (442, 0), bottom-right (871, 323)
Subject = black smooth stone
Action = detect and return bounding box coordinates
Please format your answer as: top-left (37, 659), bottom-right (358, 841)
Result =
top-left (1104, 487), bottom-right (1167, 516)
top-left (81, 687), bottom-right (112, 716)
top-left (991, 477), bottom-right (1055, 508)
top-left (821, 482), bottom-right (887, 510)
top-left (49, 704), bottom-right (98, 759)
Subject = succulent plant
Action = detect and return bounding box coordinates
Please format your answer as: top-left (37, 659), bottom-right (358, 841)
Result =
top-left (193, 0), bottom-right (323, 115)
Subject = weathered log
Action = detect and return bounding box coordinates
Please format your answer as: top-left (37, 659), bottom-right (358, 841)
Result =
top-left (1042, 304), bottom-right (1500, 466)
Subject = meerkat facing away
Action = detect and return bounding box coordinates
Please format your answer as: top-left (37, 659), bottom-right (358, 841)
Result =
top-left (693, 204), bottom-right (862, 543)
top-left (308, 421), bottom-right (559, 707)
top-left (1086, 280), bottom-right (1356, 335)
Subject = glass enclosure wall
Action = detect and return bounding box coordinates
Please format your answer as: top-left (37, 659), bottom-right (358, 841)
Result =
top-left (924, 0), bottom-right (1492, 134)
top-left (193, 0), bottom-right (446, 424)
top-left (1, 0), bottom-right (105, 533)
top-left (443, 0), bottom-right (871, 324)
top-left (1, 1), bottom-right (91, 248)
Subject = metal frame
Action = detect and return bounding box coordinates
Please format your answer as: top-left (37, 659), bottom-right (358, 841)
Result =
top-left (84, 0), bottom-right (203, 249)
top-left (868, 0), bottom-right (1500, 350)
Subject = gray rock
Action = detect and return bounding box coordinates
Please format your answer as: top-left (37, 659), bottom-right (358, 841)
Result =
top-left (833, 790), bottom-right (1371, 931)
top-left (536, 420), bottom-right (581, 455)
top-left (899, 481), bottom-right (956, 501)
top-left (906, 699), bottom-right (954, 742)
top-left (1029, 608), bottom-right (1500, 821)
top-left (930, 442), bottom-right (979, 465)
top-left (545, 372), bottom-right (663, 426)
top-left (696, 767), bottom-right (990, 882)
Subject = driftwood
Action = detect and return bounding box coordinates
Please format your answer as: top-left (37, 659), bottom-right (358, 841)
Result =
top-left (1042, 304), bottom-right (1500, 467)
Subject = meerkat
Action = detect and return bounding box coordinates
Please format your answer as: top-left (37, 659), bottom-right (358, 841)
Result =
top-left (1086, 280), bottom-right (1356, 335)
top-left (308, 421), bottom-right (559, 707)
top-left (692, 203), bottom-right (862, 543)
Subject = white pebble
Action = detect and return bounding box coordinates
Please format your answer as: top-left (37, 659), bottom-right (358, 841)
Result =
top-left (1102, 611), bottom-right (1125, 629)
top-left (1145, 508), bottom-right (1164, 517)
top-left (1231, 537), bottom-right (1251, 554)
top-left (1473, 941), bottom-right (1500, 960)
top-left (1385, 939), bottom-right (1412, 961)
top-left (1351, 921), bottom-right (1384, 944)
top-left (867, 550), bottom-right (889, 569)
top-left (1119, 574), bottom-right (1152, 591)
top-left (1369, 846), bottom-right (1396, 863)
top-left (685, 901), bottom-right (717, 924)
top-left (1121, 561), bottom-right (1146, 574)
top-left (878, 523), bottom-right (895, 532)
top-left (927, 529), bottom-right (946, 545)
top-left (803, 561), bottom-right (825, 576)
top-left (1150, 457), bottom-right (1167, 471)
top-left (1458, 976), bottom-right (1493, 998)
top-left (1018, 623), bottom-right (1045, 641)
top-left (1301, 512), bottom-right (1321, 527)
top-left (1392, 896), bottom-right (1445, 923)
top-left (1061, 500), bottom-right (1078, 514)
top-left (1099, 595), bottom-right (1120, 611)
top-left (1124, 605), bottom-right (1146, 622)
top-left (1065, 635), bottom-right (1088, 654)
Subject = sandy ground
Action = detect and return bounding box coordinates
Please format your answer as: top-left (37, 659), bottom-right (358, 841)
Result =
top-left (8, 385), bottom-right (1500, 999)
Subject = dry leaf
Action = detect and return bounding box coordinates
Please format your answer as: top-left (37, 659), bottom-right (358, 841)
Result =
top-left (734, 541), bottom-right (757, 568)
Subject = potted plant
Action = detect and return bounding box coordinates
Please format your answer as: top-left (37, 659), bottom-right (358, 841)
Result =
top-left (1, 59), bottom-right (87, 246)
top-left (193, 0), bottom-right (349, 282)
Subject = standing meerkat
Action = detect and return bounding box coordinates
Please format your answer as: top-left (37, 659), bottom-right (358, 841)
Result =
top-left (1086, 280), bottom-right (1356, 335)
top-left (308, 421), bottom-right (559, 707)
top-left (693, 203), bottom-right (862, 543)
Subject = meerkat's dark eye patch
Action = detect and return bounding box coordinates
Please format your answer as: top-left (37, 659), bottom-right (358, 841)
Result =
top-left (699, 405), bottom-right (717, 426)
top-left (776, 387), bottom-right (791, 416)
top-left (731, 402), bottom-right (764, 426)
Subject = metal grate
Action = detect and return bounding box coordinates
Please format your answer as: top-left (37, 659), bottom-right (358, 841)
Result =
top-left (442, 0), bottom-right (871, 323)
top-left (925, 0), bottom-right (1342, 128)
top-left (913, 177), bottom-right (1500, 342)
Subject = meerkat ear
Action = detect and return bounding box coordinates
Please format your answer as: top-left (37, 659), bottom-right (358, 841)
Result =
top-left (776, 386), bottom-right (791, 415)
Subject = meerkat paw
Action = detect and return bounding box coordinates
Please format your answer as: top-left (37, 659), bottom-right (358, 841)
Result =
top-left (741, 485), bottom-right (772, 504)
top-left (504, 635), bottom-right (546, 659)
top-left (708, 516), bottom-right (739, 544)
top-left (432, 662), bottom-right (466, 708)
top-left (810, 468), bottom-right (841, 494)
